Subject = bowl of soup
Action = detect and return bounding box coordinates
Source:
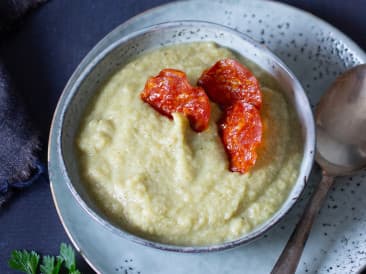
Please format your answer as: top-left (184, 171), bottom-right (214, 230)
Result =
top-left (48, 20), bottom-right (315, 252)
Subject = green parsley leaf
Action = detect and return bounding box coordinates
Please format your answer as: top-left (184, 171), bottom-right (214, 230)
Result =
top-left (40, 256), bottom-right (64, 274)
top-left (53, 256), bottom-right (64, 274)
top-left (8, 250), bottom-right (40, 274)
top-left (9, 243), bottom-right (80, 274)
top-left (59, 243), bottom-right (76, 272)
top-left (40, 256), bottom-right (54, 274)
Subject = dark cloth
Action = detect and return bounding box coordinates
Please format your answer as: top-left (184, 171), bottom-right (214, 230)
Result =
top-left (0, 0), bottom-right (45, 207)
top-left (0, 0), bottom-right (46, 32)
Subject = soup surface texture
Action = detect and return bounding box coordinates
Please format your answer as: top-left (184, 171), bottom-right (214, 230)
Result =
top-left (76, 42), bottom-right (303, 245)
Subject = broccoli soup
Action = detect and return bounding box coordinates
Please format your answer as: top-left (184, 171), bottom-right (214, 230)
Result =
top-left (76, 42), bottom-right (302, 245)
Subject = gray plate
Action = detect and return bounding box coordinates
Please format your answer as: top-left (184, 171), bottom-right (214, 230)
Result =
top-left (49, 0), bottom-right (366, 273)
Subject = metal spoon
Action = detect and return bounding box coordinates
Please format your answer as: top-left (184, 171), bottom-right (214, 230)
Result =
top-left (272, 64), bottom-right (366, 274)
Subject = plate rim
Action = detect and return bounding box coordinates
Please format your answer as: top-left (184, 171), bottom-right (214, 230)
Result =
top-left (119, 0), bottom-right (365, 59)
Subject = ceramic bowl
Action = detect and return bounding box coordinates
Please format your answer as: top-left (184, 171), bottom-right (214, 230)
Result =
top-left (48, 20), bottom-right (315, 252)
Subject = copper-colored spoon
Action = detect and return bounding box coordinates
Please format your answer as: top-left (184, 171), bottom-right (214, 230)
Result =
top-left (272, 64), bottom-right (366, 274)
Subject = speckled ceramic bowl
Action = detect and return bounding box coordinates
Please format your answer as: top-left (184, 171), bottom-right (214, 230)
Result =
top-left (48, 20), bottom-right (315, 252)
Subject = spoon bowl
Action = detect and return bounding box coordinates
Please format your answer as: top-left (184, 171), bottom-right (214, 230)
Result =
top-left (316, 64), bottom-right (366, 175)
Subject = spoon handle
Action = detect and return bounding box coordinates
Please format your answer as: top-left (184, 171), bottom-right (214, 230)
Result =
top-left (271, 172), bottom-right (335, 274)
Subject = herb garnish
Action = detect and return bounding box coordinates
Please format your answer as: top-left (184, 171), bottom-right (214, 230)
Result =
top-left (8, 243), bottom-right (81, 274)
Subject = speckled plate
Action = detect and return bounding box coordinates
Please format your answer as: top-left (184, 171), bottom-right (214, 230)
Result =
top-left (49, 0), bottom-right (366, 273)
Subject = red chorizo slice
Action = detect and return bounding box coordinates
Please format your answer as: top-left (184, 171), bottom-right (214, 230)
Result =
top-left (219, 101), bottom-right (262, 173)
top-left (141, 69), bottom-right (210, 132)
top-left (198, 58), bottom-right (262, 109)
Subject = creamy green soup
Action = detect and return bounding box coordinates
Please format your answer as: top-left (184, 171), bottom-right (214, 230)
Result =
top-left (76, 42), bottom-right (303, 245)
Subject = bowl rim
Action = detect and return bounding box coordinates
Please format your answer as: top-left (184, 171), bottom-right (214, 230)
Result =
top-left (48, 20), bottom-right (316, 253)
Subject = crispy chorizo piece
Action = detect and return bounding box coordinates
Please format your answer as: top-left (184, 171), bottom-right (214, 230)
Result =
top-left (198, 58), bottom-right (262, 109)
top-left (219, 101), bottom-right (262, 173)
top-left (141, 69), bottom-right (210, 132)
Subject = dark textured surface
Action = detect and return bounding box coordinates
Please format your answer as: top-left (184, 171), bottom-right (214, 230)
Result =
top-left (0, 0), bottom-right (364, 273)
top-left (0, 0), bottom-right (46, 32)
top-left (0, 61), bottom-right (40, 206)
top-left (0, 0), bottom-right (43, 207)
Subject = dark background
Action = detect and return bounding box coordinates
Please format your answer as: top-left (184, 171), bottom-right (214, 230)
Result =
top-left (0, 0), bottom-right (365, 273)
